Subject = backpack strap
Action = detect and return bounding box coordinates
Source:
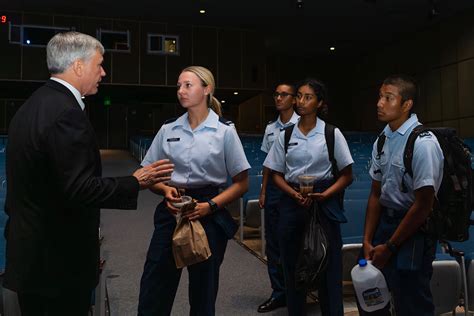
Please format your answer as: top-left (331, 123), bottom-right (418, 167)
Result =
top-left (325, 123), bottom-right (339, 178)
top-left (284, 124), bottom-right (295, 154)
top-left (372, 131), bottom-right (386, 175)
top-left (376, 132), bottom-right (386, 160)
top-left (403, 125), bottom-right (425, 178)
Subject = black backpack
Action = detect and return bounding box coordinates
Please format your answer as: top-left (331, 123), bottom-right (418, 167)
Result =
top-left (376, 126), bottom-right (474, 242)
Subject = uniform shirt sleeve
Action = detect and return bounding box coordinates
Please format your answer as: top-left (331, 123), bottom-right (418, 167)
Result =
top-left (369, 140), bottom-right (382, 181)
top-left (260, 125), bottom-right (270, 153)
top-left (141, 127), bottom-right (165, 167)
top-left (334, 128), bottom-right (354, 171)
top-left (411, 133), bottom-right (444, 191)
top-left (224, 126), bottom-right (251, 177)
top-left (263, 131), bottom-right (285, 173)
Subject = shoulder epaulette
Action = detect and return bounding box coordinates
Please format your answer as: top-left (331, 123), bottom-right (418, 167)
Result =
top-left (163, 117), bottom-right (178, 125)
top-left (219, 116), bottom-right (234, 126)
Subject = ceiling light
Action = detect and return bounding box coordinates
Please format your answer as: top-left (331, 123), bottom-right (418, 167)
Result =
top-left (233, 92), bottom-right (238, 95)
top-left (221, 100), bottom-right (226, 104)
top-left (199, 9), bottom-right (206, 14)
top-left (330, 46), bottom-right (335, 51)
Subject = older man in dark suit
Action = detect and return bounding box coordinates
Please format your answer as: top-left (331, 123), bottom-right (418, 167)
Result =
top-left (4, 31), bottom-right (174, 315)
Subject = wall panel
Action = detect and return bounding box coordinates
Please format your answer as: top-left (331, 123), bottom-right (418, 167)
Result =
top-left (21, 13), bottom-right (54, 80)
top-left (460, 117), bottom-right (474, 138)
top-left (0, 12), bottom-right (22, 79)
top-left (242, 31), bottom-right (265, 89)
top-left (140, 22), bottom-right (166, 85)
top-left (422, 69), bottom-right (442, 123)
top-left (167, 24), bottom-right (192, 85)
top-left (217, 29), bottom-right (241, 88)
top-left (111, 19), bottom-right (140, 84)
top-left (442, 119), bottom-right (460, 132)
top-left (458, 59), bottom-right (474, 117)
top-left (440, 64), bottom-right (459, 120)
top-left (192, 26), bottom-right (217, 76)
top-left (440, 18), bottom-right (459, 65)
top-left (82, 18), bottom-right (113, 84)
top-left (457, 13), bottom-right (474, 61)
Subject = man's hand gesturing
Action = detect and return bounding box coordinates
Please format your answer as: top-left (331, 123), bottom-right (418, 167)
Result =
top-left (133, 159), bottom-right (174, 189)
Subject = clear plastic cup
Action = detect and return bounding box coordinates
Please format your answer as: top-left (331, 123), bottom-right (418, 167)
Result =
top-left (171, 195), bottom-right (192, 221)
top-left (171, 195), bottom-right (192, 208)
top-left (298, 175), bottom-right (316, 197)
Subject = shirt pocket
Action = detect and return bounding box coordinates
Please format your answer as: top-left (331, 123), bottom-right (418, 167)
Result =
top-left (164, 136), bottom-right (187, 164)
top-left (266, 133), bottom-right (276, 148)
top-left (391, 155), bottom-right (406, 178)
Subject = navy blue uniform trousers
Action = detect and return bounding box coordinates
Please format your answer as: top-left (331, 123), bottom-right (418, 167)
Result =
top-left (138, 191), bottom-right (228, 316)
top-left (357, 210), bottom-right (437, 316)
top-left (264, 180), bottom-right (285, 301)
top-left (278, 194), bottom-right (343, 316)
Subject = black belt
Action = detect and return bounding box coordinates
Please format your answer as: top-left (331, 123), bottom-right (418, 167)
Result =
top-left (288, 179), bottom-right (335, 192)
top-left (181, 186), bottom-right (219, 202)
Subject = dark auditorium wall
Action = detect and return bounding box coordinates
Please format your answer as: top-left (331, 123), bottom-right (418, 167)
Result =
top-left (2, 8), bottom-right (474, 145)
top-left (0, 11), bottom-right (266, 89)
top-left (346, 8), bottom-right (474, 138)
top-left (0, 10), bottom-right (272, 147)
top-left (0, 9), bottom-right (351, 147)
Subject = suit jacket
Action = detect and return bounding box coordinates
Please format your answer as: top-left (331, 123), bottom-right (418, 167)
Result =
top-left (4, 79), bottom-right (139, 295)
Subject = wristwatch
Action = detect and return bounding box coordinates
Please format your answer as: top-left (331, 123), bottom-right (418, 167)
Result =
top-left (208, 199), bottom-right (219, 214)
top-left (385, 240), bottom-right (398, 254)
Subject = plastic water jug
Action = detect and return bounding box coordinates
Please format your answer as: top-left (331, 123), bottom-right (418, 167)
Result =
top-left (351, 259), bottom-right (390, 312)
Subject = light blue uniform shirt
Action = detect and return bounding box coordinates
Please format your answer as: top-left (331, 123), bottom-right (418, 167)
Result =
top-left (142, 109), bottom-right (251, 188)
top-left (369, 114), bottom-right (444, 210)
top-left (263, 118), bottom-right (354, 183)
top-left (261, 112), bottom-right (300, 154)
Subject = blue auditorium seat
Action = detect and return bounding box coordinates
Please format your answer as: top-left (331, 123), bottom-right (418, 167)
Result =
top-left (348, 181), bottom-right (371, 190)
top-left (244, 175), bottom-right (262, 206)
top-left (344, 189), bottom-right (369, 200)
top-left (341, 199), bottom-right (367, 244)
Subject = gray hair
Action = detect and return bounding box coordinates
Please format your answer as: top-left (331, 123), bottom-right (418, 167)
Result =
top-left (46, 31), bottom-right (104, 74)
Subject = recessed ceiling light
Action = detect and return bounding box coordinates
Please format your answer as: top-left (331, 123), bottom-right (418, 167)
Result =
top-left (199, 9), bottom-right (206, 14)
top-left (221, 100), bottom-right (226, 103)
top-left (330, 46), bottom-right (335, 51)
top-left (233, 91), bottom-right (238, 95)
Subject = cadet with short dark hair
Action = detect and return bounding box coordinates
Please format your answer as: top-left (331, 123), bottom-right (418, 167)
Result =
top-left (358, 74), bottom-right (444, 316)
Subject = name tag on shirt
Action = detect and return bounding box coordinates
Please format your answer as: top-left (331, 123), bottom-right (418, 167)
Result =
top-left (267, 132), bottom-right (274, 136)
top-left (167, 138), bottom-right (181, 142)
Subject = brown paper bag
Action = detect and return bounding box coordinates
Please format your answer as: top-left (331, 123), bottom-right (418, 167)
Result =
top-left (172, 199), bottom-right (212, 269)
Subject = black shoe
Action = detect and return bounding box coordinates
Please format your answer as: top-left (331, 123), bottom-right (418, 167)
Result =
top-left (257, 297), bottom-right (286, 313)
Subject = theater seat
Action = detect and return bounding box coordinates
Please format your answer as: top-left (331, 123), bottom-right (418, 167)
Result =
top-left (431, 258), bottom-right (462, 315)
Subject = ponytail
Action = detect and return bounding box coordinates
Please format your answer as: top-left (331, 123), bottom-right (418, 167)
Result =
top-left (209, 95), bottom-right (222, 117)
top-left (317, 103), bottom-right (329, 120)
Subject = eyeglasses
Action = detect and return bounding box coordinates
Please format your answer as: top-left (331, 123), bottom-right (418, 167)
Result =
top-left (296, 93), bottom-right (316, 102)
top-left (273, 92), bottom-right (295, 98)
